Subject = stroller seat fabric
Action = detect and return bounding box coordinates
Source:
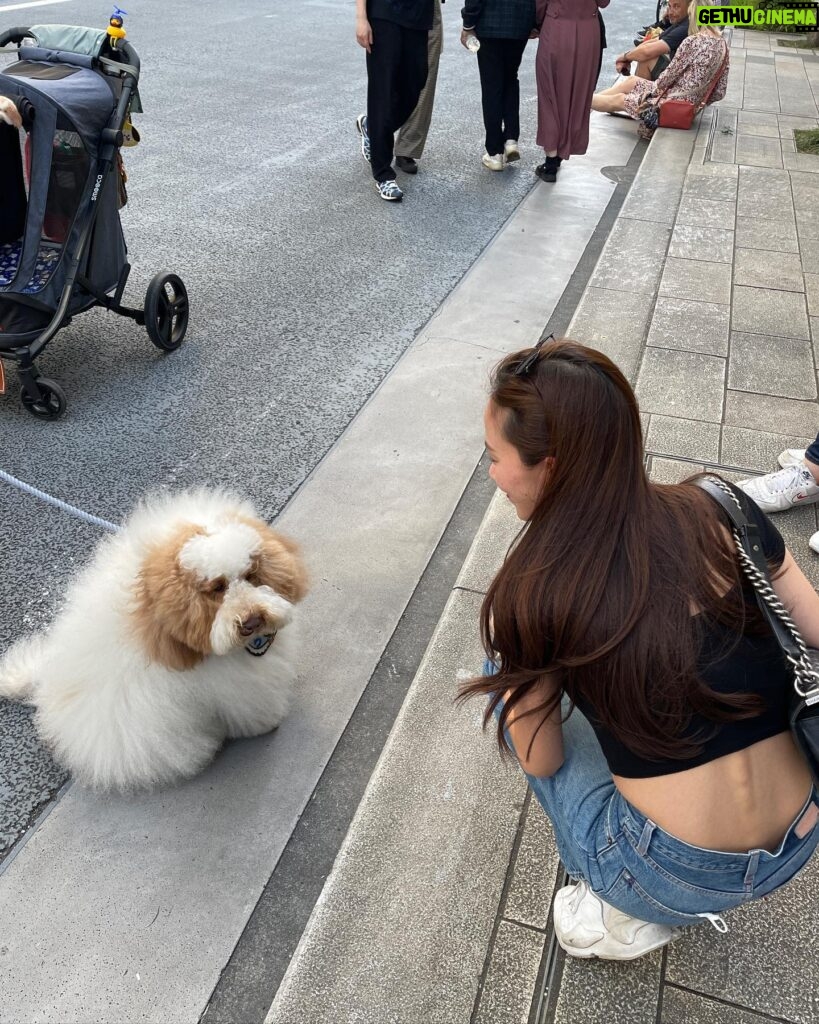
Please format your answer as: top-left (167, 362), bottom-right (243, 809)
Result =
top-left (0, 240), bottom-right (61, 293)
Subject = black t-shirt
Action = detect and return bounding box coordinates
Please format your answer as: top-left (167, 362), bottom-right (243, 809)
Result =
top-left (659, 17), bottom-right (689, 58)
top-left (368, 0), bottom-right (435, 30)
top-left (574, 483), bottom-right (792, 779)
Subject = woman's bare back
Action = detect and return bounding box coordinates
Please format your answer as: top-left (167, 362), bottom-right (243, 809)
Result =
top-left (615, 731), bottom-right (813, 853)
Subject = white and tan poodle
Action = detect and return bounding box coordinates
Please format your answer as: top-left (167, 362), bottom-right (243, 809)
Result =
top-left (0, 489), bottom-right (307, 792)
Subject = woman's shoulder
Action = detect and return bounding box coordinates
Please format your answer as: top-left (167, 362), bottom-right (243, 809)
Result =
top-left (695, 477), bottom-right (786, 567)
top-left (687, 29), bottom-right (724, 50)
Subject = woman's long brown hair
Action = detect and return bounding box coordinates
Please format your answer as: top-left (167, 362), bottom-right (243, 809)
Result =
top-left (462, 339), bottom-right (768, 763)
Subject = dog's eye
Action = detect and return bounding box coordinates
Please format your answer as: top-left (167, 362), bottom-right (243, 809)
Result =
top-left (244, 571), bottom-right (260, 585)
top-left (209, 579), bottom-right (227, 595)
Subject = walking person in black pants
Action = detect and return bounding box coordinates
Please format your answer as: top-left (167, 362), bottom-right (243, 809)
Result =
top-left (356, 0), bottom-right (435, 201)
top-left (461, 0), bottom-right (536, 171)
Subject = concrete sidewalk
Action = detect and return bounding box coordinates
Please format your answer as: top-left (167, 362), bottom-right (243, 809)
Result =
top-left (266, 32), bottom-right (819, 1024)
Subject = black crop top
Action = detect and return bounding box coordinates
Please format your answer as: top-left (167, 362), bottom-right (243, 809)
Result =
top-left (573, 484), bottom-right (791, 778)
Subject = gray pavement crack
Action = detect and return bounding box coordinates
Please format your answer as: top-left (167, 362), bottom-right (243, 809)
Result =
top-left (662, 982), bottom-right (799, 1024)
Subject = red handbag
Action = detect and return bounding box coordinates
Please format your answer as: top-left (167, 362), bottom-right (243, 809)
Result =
top-left (658, 99), bottom-right (698, 130)
top-left (656, 40), bottom-right (729, 131)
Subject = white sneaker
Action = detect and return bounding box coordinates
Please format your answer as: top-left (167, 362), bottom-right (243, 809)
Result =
top-left (779, 448), bottom-right (807, 468)
top-left (504, 139), bottom-right (520, 162)
top-left (482, 152), bottom-right (505, 171)
top-left (553, 881), bottom-right (675, 961)
top-left (738, 463), bottom-right (819, 513)
top-left (810, 531), bottom-right (819, 554)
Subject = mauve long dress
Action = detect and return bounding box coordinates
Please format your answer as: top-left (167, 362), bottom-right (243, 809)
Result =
top-left (535, 0), bottom-right (609, 159)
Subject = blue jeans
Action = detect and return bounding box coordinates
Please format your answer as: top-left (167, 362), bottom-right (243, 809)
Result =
top-left (806, 433), bottom-right (819, 467)
top-left (484, 660), bottom-right (819, 928)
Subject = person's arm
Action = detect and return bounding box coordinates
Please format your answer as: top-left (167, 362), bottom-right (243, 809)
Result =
top-left (728, 481), bottom-right (819, 648)
top-left (615, 36), bottom-right (669, 72)
top-left (597, 0), bottom-right (610, 7)
top-left (650, 37), bottom-right (689, 93)
top-left (707, 52), bottom-right (730, 105)
top-left (535, 0), bottom-right (548, 29)
top-left (503, 676), bottom-right (564, 778)
top-left (461, 0), bottom-right (483, 30)
top-left (356, 0), bottom-right (373, 52)
top-left (771, 550), bottom-right (819, 650)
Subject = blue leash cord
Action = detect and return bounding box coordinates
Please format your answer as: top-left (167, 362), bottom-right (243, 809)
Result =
top-left (0, 469), bottom-right (120, 533)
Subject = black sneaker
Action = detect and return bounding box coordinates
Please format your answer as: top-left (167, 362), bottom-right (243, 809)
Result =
top-left (375, 179), bottom-right (403, 201)
top-left (395, 155), bottom-right (418, 174)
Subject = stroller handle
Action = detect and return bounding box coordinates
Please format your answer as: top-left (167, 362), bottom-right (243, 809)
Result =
top-left (0, 26), bottom-right (31, 47)
top-left (112, 39), bottom-right (140, 76)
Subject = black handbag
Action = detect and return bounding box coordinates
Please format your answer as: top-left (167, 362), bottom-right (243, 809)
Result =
top-left (698, 477), bottom-right (819, 787)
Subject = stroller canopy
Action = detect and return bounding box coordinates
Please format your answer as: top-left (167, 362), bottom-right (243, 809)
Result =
top-left (0, 39), bottom-right (124, 319)
top-left (5, 49), bottom-right (116, 152)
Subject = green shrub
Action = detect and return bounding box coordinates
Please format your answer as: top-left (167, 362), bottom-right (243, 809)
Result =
top-left (794, 128), bottom-right (819, 155)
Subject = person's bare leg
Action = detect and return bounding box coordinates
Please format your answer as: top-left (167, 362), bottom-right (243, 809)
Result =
top-left (596, 76), bottom-right (638, 95)
top-left (592, 76), bottom-right (638, 113)
top-left (592, 93), bottom-right (626, 112)
top-left (595, 83), bottom-right (621, 95)
top-left (635, 58), bottom-right (657, 80)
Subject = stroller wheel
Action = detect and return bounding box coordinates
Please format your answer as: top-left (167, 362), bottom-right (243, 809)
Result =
top-left (20, 378), bottom-right (67, 420)
top-left (145, 273), bottom-right (189, 353)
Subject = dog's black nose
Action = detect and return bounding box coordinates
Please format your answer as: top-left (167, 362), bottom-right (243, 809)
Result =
top-left (239, 614), bottom-right (264, 637)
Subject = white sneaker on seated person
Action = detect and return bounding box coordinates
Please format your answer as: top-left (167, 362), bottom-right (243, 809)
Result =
top-left (739, 462), bottom-right (819, 513)
top-left (779, 448), bottom-right (807, 468)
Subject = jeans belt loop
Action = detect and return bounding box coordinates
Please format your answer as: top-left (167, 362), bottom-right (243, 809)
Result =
top-left (636, 818), bottom-right (655, 857)
top-left (743, 850), bottom-right (760, 894)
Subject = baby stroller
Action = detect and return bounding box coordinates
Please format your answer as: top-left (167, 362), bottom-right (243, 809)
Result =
top-left (0, 23), bottom-right (188, 420)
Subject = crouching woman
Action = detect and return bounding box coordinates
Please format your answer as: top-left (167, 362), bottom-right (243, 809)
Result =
top-left (463, 337), bottom-right (819, 959)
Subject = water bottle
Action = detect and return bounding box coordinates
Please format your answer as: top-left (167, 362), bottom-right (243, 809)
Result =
top-left (466, 33), bottom-right (481, 52)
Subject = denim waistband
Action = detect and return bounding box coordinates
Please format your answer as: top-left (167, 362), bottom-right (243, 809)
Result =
top-left (610, 787), bottom-right (819, 873)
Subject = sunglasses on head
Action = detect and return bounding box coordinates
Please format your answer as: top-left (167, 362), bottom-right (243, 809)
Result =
top-left (514, 333), bottom-right (555, 377)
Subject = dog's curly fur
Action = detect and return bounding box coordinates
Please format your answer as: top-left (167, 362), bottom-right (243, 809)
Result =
top-left (0, 490), bottom-right (308, 792)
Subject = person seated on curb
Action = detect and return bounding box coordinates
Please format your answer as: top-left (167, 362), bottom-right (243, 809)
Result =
top-left (592, 0), bottom-right (728, 138)
top-left (461, 336), bottom-right (819, 961)
top-left (616, 0), bottom-right (689, 82)
top-left (740, 441), bottom-right (819, 553)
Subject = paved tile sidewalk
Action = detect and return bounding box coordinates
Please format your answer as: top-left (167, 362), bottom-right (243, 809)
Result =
top-left (472, 30), bottom-right (819, 1024)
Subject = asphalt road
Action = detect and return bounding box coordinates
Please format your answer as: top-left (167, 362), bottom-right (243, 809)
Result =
top-left (0, 0), bottom-right (652, 858)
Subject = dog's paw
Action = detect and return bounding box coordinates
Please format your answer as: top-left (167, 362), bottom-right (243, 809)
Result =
top-left (0, 97), bottom-right (22, 130)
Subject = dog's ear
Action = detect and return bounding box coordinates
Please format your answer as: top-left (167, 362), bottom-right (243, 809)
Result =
top-left (243, 518), bottom-right (308, 605)
top-left (132, 524), bottom-right (211, 670)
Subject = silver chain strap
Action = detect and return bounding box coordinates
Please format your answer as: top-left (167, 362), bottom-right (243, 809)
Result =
top-left (706, 476), bottom-right (819, 699)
